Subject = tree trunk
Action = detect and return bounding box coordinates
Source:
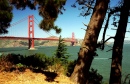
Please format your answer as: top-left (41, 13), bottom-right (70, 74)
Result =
top-left (109, 0), bottom-right (130, 84)
top-left (70, 0), bottom-right (109, 84)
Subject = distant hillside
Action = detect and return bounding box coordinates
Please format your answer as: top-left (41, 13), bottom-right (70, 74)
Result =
top-left (0, 36), bottom-right (82, 48)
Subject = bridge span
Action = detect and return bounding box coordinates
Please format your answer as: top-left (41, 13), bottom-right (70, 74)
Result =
top-left (0, 36), bottom-right (76, 42)
top-left (0, 15), bottom-right (77, 49)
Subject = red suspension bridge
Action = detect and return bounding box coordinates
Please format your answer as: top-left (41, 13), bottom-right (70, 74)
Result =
top-left (0, 15), bottom-right (76, 49)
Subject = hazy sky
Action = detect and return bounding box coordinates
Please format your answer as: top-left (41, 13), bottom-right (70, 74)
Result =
top-left (3, 0), bottom-right (130, 42)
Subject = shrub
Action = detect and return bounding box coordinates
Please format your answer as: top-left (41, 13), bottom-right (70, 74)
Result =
top-left (0, 53), bottom-right (54, 71)
top-left (20, 53), bottom-right (53, 69)
top-left (51, 35), bottom-right (71, 74)
top-left (66, 60), bottom-right (77, 76)
top-left (66, 60), bottom-right (103, 83)
top-left (54, 35), bottom-right (70, 65)
top-left (0, 53), bottom-right (23, 72)
top-left (88, 68), bottom-right (103, 84)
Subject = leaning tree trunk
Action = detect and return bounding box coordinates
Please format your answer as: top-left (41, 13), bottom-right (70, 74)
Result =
top-left (109, 0), bottom-right (130, 84)
top-left (70, 0), bottom-right (109, 84)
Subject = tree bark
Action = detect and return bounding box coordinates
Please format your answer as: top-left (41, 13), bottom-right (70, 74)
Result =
top-left (70, 0), bottom-right (109, 84)
top-left (109, 0), bottom-right (130, 84)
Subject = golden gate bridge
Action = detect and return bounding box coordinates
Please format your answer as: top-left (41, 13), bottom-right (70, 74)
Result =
top-left (0, 15), bottom-right (77, 49)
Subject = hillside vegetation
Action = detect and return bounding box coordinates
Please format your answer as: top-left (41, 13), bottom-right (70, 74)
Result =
top-left (0, 36), bottom-right (83, 48)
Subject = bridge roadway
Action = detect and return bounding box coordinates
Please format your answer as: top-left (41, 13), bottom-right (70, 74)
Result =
top-left (0, 36), bottom-right (76, 42)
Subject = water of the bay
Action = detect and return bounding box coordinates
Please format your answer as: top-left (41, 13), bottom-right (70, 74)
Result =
top-left (0, 44), bottom-right (130, 83)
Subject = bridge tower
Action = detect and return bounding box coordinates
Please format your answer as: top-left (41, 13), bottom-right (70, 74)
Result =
top-left (71, 32), bottom-right (75, 46)
top-left (28, 15), bottom-right (35, 49)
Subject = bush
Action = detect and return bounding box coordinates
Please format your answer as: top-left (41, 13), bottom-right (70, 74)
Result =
top-left (66, 60), bottom-right (77, 76)
top-left (0, 53), bottom-right (54, 71)
top-left (0, 54), bottom-right (12, 71)
top-left (19, 53), bottom-right (54, 70)
top-left (65, 60), bottom-right (103, 84)
top-left (88, 68), bottom-right (103, 84)
top-left (0, 53), bottom-right (23, 72)
top-left (54, 35), bottom-right (70, 65)
top-left (0, 51), bottom-right (103, 83)
top-left (50, 35), bottom-right (71, 74)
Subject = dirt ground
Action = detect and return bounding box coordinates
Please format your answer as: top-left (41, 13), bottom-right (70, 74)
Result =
top-left (0, 69), bottom-right (74, 84)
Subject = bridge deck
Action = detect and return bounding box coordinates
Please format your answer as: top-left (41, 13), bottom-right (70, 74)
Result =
top-left (0, 36), bottom-right (76, 42)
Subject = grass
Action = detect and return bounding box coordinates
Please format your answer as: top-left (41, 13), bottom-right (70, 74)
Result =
top-left (0, 53), bottom-right (103, 84)
top-left (0, 69), bottom-right (74, 84)
top-left (0, 53), bottom-right (75, 84)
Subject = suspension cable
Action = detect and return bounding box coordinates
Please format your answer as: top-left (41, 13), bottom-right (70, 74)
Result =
top-left (10, 16), bottom-right (28, 27)
top-left (34, 16), bottom-right (54, 37)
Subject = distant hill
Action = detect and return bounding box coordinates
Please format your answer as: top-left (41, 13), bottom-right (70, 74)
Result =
top-left (46, 36), bottom-right (59, 39)
top-left (0, 36), bottom-right (83, 48)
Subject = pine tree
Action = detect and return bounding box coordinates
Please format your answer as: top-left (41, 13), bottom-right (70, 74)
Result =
top-left (0, 0), bottom-right (13, 34)
top-left (54, 35), bottom-right (70, 64)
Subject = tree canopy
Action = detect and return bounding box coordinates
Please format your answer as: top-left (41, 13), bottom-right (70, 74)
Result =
top-left (10, 0), bottom-right (66, 33)
top-left (0, 0), bottom-right (13, 34)
top-left (0, 0), bottom-right (66, 34)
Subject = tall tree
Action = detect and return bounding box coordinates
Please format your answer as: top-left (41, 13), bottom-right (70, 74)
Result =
top-left (109, 0), bottom-right (130, 83)
top-left (70, 0), bottom-right (109, 83)
top-left (0, 0), bottom-right (13, 34)
top-left (54, 35), bottom-right (70, 64)
top-left (38, 0), bottom-right (66, 33)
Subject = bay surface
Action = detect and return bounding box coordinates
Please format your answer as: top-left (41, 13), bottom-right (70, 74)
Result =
top-left (0, 44), bottom-right (130, 83)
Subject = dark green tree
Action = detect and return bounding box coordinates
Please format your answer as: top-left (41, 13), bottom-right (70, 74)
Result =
top-left (54, 35), bottom-right (70, 64)
top-left (38, 0), bottom-right (65, 33)
top-left (0, 0), bottom-right (13, 34)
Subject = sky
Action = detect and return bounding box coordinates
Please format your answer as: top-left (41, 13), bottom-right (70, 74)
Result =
top-left (2, 0), bottom-right (130, 42)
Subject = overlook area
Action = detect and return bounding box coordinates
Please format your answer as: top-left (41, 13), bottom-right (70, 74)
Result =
top-left (1, 0), bottom-right (130, 84)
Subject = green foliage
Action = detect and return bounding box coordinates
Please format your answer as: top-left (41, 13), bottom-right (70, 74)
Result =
top-left (9, 0), bottom-right (66, 34)
top-left (16, 63), bottom-right (24, 68)
top-left (66, 60), bottom-right (103, 84)
top-left (0, 0), bottom-right (13, 34)
top-left (45, 35), bottom-right (71, 73)
top-left (0, 53), bottom-right (22, 71)
top-left (9, 0), bottom-right (36, 10)
top-left (0, 53), bottom-right (22, 64)
top-left (38, 0), bottom-right (65, 33)
top-left (71, 0), bottom-right (95, 17)
top-left (21, 53), bottom-right (53, 69)
top-left (88, 68), bottom-right (103, 84)
top-left (54, 35), bottom-right (70, 65)
top-left (0, 53), bottom-right (54, 71)
top-left (0, 0), bottom-right (66, 34)
top-left (66, 60), bottom-right (77, 76)
top-left (0, 53), bottom-right (103, 83)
